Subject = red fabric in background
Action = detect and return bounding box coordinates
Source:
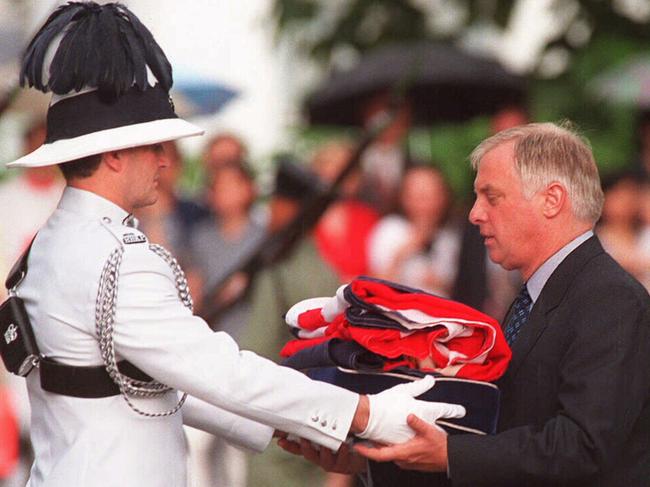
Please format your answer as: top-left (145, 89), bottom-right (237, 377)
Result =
top-left (314, 201), bottom-right (379, 281)
top-left (0, 387), bottom-right (19, 479)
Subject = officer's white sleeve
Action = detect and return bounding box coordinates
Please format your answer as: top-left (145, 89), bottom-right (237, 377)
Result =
top-left (182, 395), bottom-right (273, 453)
top-left (111, 246), bottom-right (359, 452)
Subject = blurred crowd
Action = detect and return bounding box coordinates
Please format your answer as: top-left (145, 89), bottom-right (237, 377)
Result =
top-left (1, 108), bottom-right (650, 487)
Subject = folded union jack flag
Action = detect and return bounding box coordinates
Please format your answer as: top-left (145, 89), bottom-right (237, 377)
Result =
top-left (281, 276), bottom-right (511, 382)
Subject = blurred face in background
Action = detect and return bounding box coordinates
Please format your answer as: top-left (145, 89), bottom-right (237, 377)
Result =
top-left (267, 197), bottom-right (300, 233)
top-left (24, 119), bottom-right (61, 185)
top-left (399, 166), bottom-right (450, 226)
top-left (490, 105), bottom-right (528, 134)
top-left (311, 142), bottom-right (359, 197)
top-left (209, 164), bottom-right (255, 218)
top-left (601, 177), bottom-right (641, 226)
top-left (204, 135), bottom-right (246, 175)
top-left (640, 182), bottom-right (650, 226)
top-left (361, 91), bottom-right (412, 145)
top-left (25, 121), bottom-right (47, 153)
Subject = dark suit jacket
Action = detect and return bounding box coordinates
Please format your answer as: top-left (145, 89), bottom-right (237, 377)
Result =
top-left (447, 236), bottom-right (650, 486)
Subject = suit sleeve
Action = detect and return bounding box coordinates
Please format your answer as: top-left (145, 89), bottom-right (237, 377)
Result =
top-left (447, 279), bottom-right (650, 485)
top-left (111, 246), bottom-right (359, 452)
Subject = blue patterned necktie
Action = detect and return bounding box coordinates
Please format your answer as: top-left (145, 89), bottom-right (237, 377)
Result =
top-left (504, 285), bottom-right (532, 345)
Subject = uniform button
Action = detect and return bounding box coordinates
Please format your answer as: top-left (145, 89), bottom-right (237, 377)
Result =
top-left (320, 420), bottom-right (327, 427)
top-left (311, 415), bottom-right (319, 422)
top-left (102, 217), bottom-right (112, 223)
top-left (332, 422), bottom-right (337, 430)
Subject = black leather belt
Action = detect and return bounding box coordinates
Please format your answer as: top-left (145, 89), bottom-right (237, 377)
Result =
top-left (39, 358), bottom-right (153, 398)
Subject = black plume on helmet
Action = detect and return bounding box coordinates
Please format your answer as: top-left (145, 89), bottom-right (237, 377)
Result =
top-left (20, 1), bottom-right (172, 96)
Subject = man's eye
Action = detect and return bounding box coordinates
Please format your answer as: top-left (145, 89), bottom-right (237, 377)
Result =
top-left (487, 194), bottom-right (499, 205)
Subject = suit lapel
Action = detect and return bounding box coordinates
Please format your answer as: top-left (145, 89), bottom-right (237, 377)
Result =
top-left (505, 236), bottom-right (605, 379)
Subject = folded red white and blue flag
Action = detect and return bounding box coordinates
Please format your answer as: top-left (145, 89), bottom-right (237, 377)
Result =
top-left (281, 276), bottom-right (511, 382)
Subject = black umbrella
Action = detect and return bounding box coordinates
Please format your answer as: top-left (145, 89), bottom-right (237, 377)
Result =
top-left (307, 41), bottom-right (526, 127)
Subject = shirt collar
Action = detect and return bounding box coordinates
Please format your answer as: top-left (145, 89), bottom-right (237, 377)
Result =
top-left (526, 230), bottom-right (594, 303)
top-left (58, 186), bottom-right (136, 227)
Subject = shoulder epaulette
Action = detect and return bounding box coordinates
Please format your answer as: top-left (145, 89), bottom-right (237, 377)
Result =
top-left (99, 219), bottom-right (148, 246)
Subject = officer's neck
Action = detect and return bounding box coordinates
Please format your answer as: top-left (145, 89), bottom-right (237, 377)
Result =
top-left (68, 176), bottom-right (135, 214)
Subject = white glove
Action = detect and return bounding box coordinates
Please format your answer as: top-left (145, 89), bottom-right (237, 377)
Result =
top-left (357, 375), bottom-right (466, 444)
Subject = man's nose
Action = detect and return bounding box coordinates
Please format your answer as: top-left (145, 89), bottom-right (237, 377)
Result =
top-left (468, 199), bottom-right (484, 225)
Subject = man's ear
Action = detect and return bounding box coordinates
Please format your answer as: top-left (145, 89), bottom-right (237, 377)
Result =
top-left (102, 150), bottom-right (125, 173)
top-left (542, 182), bottom-right (567, 218)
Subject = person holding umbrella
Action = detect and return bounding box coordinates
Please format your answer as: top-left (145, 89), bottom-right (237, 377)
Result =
top-left (306, 42), bottom-right (526, 218)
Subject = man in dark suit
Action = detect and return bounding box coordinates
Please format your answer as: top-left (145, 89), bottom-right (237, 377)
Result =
top-left (354, 122), bottom-right (650, 485)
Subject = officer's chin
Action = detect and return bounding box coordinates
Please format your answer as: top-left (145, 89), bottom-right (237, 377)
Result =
top-left (133, 191), bottom-right (159, 210)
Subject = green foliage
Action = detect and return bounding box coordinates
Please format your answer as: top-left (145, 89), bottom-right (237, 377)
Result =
top-left (178, 154), bottom-right (207, 196)
top-left (288, 125), bottom-right (361, 160)
top-left (581, 0), bottom-right (650, 43)
top-left (272, 0), bottom-right (319, 31)
top-left (528, 30), bottom-right (643, 174)
top-left (273, 0), bottom-right (434, 63)
top-left (410, 119), bottom-right (490, 200)
top-left (466, 0), bottom-right (516, 27)
top-left (312, 0), bottom-right (429, 56)
top-left (272, 0), bottom-right (650, 189)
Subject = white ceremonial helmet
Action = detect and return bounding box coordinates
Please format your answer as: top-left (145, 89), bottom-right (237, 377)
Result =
top-left (7, 1), bottom-right (203, 169)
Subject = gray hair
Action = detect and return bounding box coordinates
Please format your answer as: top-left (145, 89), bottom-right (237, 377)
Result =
top-left (470, 122), bottom-right (604, 223)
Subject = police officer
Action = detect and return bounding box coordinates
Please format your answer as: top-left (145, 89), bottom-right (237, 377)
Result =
top-left (4, 3), bottom-right (464, 486)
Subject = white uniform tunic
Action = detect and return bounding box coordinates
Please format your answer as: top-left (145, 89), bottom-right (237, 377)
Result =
top-left (18, 187), bottom-right (358, 487)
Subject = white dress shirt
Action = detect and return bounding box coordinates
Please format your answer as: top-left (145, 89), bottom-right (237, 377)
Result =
top-left (18, 187), bottom-right (358, 487)
top-left (526, 230), bottom-right (594, 304)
